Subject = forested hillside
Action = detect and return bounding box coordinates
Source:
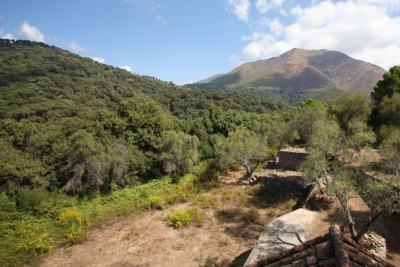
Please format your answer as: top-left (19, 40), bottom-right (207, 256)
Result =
top-left (0, 39), bottom-right (287, 195)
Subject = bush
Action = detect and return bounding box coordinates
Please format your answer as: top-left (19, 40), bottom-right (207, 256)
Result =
top-left (167, 207), bottom-right (205, 229)
top-left (16, 220), bottom-right (54, 258)
top-left (58, 208), bottom-right (89, 244)
top-left (240, 208), bottom-right (260, 225)
top-left (16, 188), bottom-right (50, 213)
top-left (0, 193), bottom-right (16, 212)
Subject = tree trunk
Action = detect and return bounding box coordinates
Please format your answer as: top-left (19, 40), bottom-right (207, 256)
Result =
top-left (337, 192), bottom-right (358, 240)
top-left (354, 212), bottom-right (383, 242)
top-left (240, 162), bottom-right (259, 180)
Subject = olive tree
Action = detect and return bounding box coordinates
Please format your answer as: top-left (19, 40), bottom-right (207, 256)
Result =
top-left (331, 93), bottom-right (375, 161)
top-left (301, 117), bottom-right (340, 190)
top-left (214, 128), bottom-right (269, 179)
top-left (328, 167), bottom-right (400, 242)
top-left (380, 129), bottom-right (400, 176)
top-left (159, 131), bottom-right (199, 176)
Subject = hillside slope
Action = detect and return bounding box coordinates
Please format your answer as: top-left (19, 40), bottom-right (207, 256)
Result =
top-left (0, 39), bottom-right (276, 121)
top-left (195, 48), bottom-right (385, 104)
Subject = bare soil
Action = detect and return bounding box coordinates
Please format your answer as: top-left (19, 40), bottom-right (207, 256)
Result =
top-left (37, 170), bottom-right (302, 267)
top-left (36, 168), bottom-right (400, 267)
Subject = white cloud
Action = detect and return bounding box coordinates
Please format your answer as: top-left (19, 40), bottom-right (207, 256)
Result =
top-left (256, 0), bottom-right (285, 14)
top-left (19, 22), bottom-right (45, 42)
top-left (226, 0), bottom-right (251, 22)
top-left (234, 0), bottom-right (400, 69)
top-left (68, 41), bottom-right (87, 53)
top-left (120, 65), bottom-right (133, 72)
top-left (91, 57), bottom-right (106, 63)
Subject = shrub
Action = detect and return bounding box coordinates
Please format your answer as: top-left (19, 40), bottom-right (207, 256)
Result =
top-left (58, 208), bottom-right (89, 244)
top-left (0, 192), bottom-right (16, 213)
top-left (167, 207), bottom-right (205, 229)
top-left (144, 195), bottom-right (165, 210)
top-left (240, 208), bottom-right (260, 225)
top-left (167, 209), bottom-right (192, 229)
top-left (16, 188), bottom-right (50, 213)
top-left (16, 220), bottom-right (54, 257)
top-left (188, 207), bottom-right (206, 226)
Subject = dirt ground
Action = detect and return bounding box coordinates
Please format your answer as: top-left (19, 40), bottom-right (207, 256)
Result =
top-left (36, 169), bottom-right (400, 267)
top-left (37, 170), bottom-right (304, 267)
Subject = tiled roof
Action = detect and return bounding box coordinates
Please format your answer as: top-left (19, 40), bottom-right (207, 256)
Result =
top-left (244, 225), bottom-right (395, 267)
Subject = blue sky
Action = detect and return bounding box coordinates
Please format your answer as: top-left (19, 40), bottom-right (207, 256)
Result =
top-left (1, 0), bottom-right (400, 84)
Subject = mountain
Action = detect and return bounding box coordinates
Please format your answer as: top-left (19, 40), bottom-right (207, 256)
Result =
top-left (194, 48), bottom-right (385, 104)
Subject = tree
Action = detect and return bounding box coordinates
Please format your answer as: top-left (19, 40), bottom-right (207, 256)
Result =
top-left (376, 93), bottom-right (400, 128)
top-left (328, 167), bottom-right (400, 242)
top-left (117, 99), bottom-right (174, 151)
top-left (290, 99), bottom-right (330, 144)
top-left (371, 66), bottom-right (400, 107)
top-left (331, 93), bottom-right (370, 132)
top-left (301, 118), bottom-right (340, 198)
top-left (60, 130), bottom-right (128, 195)
top-left (214, 128), bottom-right (269, 179)
top-left (370, 66), bottom-right (400, 128)
top-left (159, 131), bottom-right (199, 176)
top-left (331, 93), bottom-right (375, 161)
top-left (380, 129), bottom-right (400, 175)
top-left (0, 140), bottom-right (45, 193)
top-left (301, 150), bottom-right (329, 192)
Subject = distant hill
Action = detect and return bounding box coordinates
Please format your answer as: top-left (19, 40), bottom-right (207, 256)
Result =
top-left (0, 39), bottom-right (278, 121)
top-left (194, 48), bottom-right (385, 104)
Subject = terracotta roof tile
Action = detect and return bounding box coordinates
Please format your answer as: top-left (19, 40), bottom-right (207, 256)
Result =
top-left (244, 225), bottom-right (395, 267)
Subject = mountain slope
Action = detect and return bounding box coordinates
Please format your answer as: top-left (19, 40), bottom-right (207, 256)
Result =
top-left (195, 48), bottom-right (385, 104)
top-left (0, 39), bottom-right (278, 121)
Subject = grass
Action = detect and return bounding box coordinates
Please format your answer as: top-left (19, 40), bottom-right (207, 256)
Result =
top-left (193, 194), bottom-right (220, 209)
top-left (0, 161), bottom-right (212, 267)
top-left (240, 208), bottom-right (260, 225)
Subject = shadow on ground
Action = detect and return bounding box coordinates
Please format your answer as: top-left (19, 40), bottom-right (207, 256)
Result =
top-left (250, 175), bottom-right (307, 209)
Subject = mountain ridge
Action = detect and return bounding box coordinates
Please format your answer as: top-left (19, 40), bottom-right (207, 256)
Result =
top-left (194, 48), bottom-right (385, 104)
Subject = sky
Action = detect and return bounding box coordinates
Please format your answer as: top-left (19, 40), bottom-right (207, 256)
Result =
top-left (1, 0), bottom-right (400, 84)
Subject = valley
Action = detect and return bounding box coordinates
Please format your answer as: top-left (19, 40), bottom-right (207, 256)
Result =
top-left (1, 39), bottom-right (400, 267)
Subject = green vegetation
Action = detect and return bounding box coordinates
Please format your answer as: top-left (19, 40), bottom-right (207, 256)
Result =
top-left (1, 39), bottom-right (400, 265)
top-left (167, 207), bottom-right (206, 228)
top-left (214, 127), bottom-right (271, 179)
top-left (159, 131), bottom-right (200, 176)
top-left (370, 66), bottom-right (400, 136)
top-left (380, 129), bottom-right (400, 175)
top-left (299, 85), bottom-right (400, 243)
top-left (240, 207), bottom-right (260, 225)
top-left (0, 162), bottom-right (210, 266)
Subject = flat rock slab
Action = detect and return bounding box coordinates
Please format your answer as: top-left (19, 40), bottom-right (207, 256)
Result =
top-left (244, 208), bottom-right (327, 266)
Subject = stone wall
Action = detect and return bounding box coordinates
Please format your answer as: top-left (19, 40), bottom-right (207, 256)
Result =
top-left (277, 148), bottom-right (308, 171)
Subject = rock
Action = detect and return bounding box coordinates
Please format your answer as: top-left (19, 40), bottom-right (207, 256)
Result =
top-left (360, 232), bottom-right (387, 259)
top-left (244, 208), bottom-right (322, 266)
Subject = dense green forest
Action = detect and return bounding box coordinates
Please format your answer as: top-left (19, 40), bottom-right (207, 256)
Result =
top-left (0, 39), bottom-right (286, 195)
top-left (1, 39), bottom-right (400, 266)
